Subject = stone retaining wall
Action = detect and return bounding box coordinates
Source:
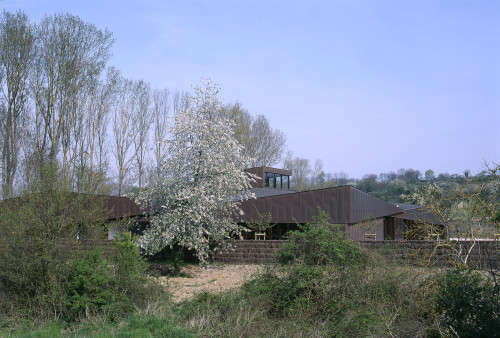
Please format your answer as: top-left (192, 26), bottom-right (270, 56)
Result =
top-left (360, 240), bottom-right (499, 268)
top-left (211, 240), bottom-right (287, 264)
top-left (211, 240), bottom-right (499, 268)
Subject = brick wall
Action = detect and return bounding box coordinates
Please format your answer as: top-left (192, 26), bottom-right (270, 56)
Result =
top-left (211, 240), bottom-right (499, 268)
top-left (359, 240), bottom-right (499, 268)
top-left (211, 240), bottom-right (287, 264)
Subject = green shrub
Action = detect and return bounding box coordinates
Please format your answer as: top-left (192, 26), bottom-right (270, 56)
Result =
top-left (65, 234), bottom-right (157, 322)
top-left (0, 208), bottom-right (159, 324)
top-left (0, 188), bottom-right (108, 319)
top-left (109, 233), bottom-right (149, 297)
top-left (434, 268), bottom-right (500, 336)
top-left (178, 209), bottom-right (426, 337)
top-left (276, 208), bottom-right (368, 268)
top-left (65, 248), bottom-right (117, 320)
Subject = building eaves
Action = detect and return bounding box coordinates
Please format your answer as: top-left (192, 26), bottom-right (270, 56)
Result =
top-left (248, 187), bottom-right (296, 199)
top-left (390, 202), bottom-right (422, 210)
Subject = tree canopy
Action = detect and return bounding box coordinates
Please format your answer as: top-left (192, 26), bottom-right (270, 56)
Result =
top-left (136, 80), bottom-right (255, 262)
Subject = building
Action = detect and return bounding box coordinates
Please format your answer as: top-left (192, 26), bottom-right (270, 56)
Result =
top-left (238, 167), bottom-right (444, 241)
top-left (95, 166), bottom-right (444, 241)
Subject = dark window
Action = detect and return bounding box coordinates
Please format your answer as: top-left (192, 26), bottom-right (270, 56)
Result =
top-left (265, 172), bottom-right (277, 188)
top-left (265, 172), bottom-right (290, 189)
top-left (282, 175), bottom-right (289, 189)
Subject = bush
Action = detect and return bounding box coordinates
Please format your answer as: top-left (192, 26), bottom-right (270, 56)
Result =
top-left (65, 234), bottom-right (154, 321)
top-left (65, 248), bottom-right (117, 320)
top-left (434, 268), bottom-right (500, 336)
top-left (179, 209), bottom-right (427, 337)
top-left (0, 188), bottom-right (108, 319)
top-left (0, 208), bottom-right (158, 324)
top-left (109, 233), bottom-right (149, 298)
top-left (276, 208), bottom-right (368, 267)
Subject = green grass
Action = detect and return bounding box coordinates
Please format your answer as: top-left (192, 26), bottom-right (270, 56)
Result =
top-left (4, 263), bottom-right (497, 337)
top-left (0, 314), bottom-right (195, 338)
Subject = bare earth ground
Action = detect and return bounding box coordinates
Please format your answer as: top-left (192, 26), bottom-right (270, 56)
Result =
top-left (154, 264), bottom-right (263, 303)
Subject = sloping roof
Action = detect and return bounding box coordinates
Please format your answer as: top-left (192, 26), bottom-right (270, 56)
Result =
top-left (0, 192), bottom-right (144, 221)
top-left (390, 202), bottom-right (422, 210)
top-left (390, 202), bottom-right (443, 224)
top-left (239, 185), bottom-right (402, 224)
top-left (249, 187), bottom-right (296, 198)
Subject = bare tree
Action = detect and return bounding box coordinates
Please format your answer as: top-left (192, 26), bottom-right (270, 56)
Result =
top-left (132, 81), bottom-right (151, 193)
top-left (220, 102), bottom-right (252, 146)
top-left (331, 171), bottom-right (350, 186)
top-left (221, 103), bottom-right (286, 167)
top-left (310, 159), bottom-right (324, 186)
top-left (69, 68), bottom-right (117, 193)
top-left (112, 73), bottom-right (150, 196)
top-left (0, 10), bottom-right (35, 199)
top-left (248, 114), bottom-right (286, 167)
top-left (172, 90), bottom-right (189, 116)
top-left (283, 151), bottom-right (311, 191)
top-left (151, 88), bottom-right (170, 182)
top-left (29, 13), bottom-right (113, 184)
top-left (83, 68), bottom-right (117, 194)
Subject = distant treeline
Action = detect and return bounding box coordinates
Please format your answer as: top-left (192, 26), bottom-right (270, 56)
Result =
top-left (283, 159), bottom-right (490, 203)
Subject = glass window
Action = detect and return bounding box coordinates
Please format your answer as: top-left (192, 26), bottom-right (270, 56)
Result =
top-left (265, 172), bottom-right (273, 187)
top-left (282, 175), bottom-right (289, 189)
top-left (276, 175), bottom-right (282, 189)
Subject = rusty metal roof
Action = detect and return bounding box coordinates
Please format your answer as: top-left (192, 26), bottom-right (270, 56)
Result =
top-left (238, 185), bottom-right (403, 224)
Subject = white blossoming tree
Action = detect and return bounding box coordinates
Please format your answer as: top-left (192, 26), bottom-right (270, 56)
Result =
top-left (136, 80), bottom-right (255, 263)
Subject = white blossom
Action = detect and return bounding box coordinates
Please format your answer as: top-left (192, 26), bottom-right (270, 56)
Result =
top-left (136, 79), bottom-right (255, 263)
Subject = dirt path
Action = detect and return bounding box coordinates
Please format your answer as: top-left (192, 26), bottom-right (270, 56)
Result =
top-left (155, 264), bottom-right (263, 303)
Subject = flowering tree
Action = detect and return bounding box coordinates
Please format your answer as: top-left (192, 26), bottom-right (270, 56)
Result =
top-left (136, 80), bottom-right (255, 262)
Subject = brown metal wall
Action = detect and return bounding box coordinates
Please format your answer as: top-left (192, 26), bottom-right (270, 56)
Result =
top-left (349, 188), bottom-right (401, 223)
top-left (103, 195), bottom-right (144, 220)
top-left (346, 218), bottom-right (385, 241)
top-left (239, 185), bottom-right (403, 239)
top-left (394, 207), bottom-right (443, 225)
top-left (0, 193), bottom-right (144, 222)
top-left (239, 186), bottom-right (356, 224)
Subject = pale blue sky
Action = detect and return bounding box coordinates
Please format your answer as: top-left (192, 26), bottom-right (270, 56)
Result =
top-left (2, 0), bottom-right (499, 178)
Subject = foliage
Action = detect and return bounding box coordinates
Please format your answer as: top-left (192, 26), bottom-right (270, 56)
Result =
top-left (0, 183), bottom-right (108, 318)
top-left (0, 10), bottom-right (35, 199)
top-left (277, 208), bottom-right (368, 267)
top-left (65, 235), bottom-right (152, 321)
top-left (220, 102), bottom-right (287, 167)
top-left (65, 248), bottom-right (117, 320)
top-left (244, 205), bottom-right (275, 233)
top-left (1, 314), bottom-right (194, 337)
top-left (400, 162), bottom-right (500, 241)
top-left (401, 181), bottom-right (446, 208)
top-left (434, 267), bottom-right (500, 336)
top-left (179, 212), bottom-right (426, 337)
top-left (283, 151), bottom-right (312, 191)
top-left (0, 185), bottom-right (156, 322)
top-left (137, 80), bottom-right (255, 263)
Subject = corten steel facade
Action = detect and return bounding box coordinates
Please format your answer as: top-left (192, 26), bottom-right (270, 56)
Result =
top-left (0, 192), bottom-right (144, 221)
top-left (103, 195), bottom-right (144, 220)
top-left (239, 185), bottom-right (401, 224)
top-left (239, 167), bottom-right (444, 241)
top-left (238, 185), bottom-right (403, 241)
top-left (0, 192), bottom-right (147, 241)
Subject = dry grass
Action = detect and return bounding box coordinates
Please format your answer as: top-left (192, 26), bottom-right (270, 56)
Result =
top-left (154, 264), bottom-right (263, 303)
